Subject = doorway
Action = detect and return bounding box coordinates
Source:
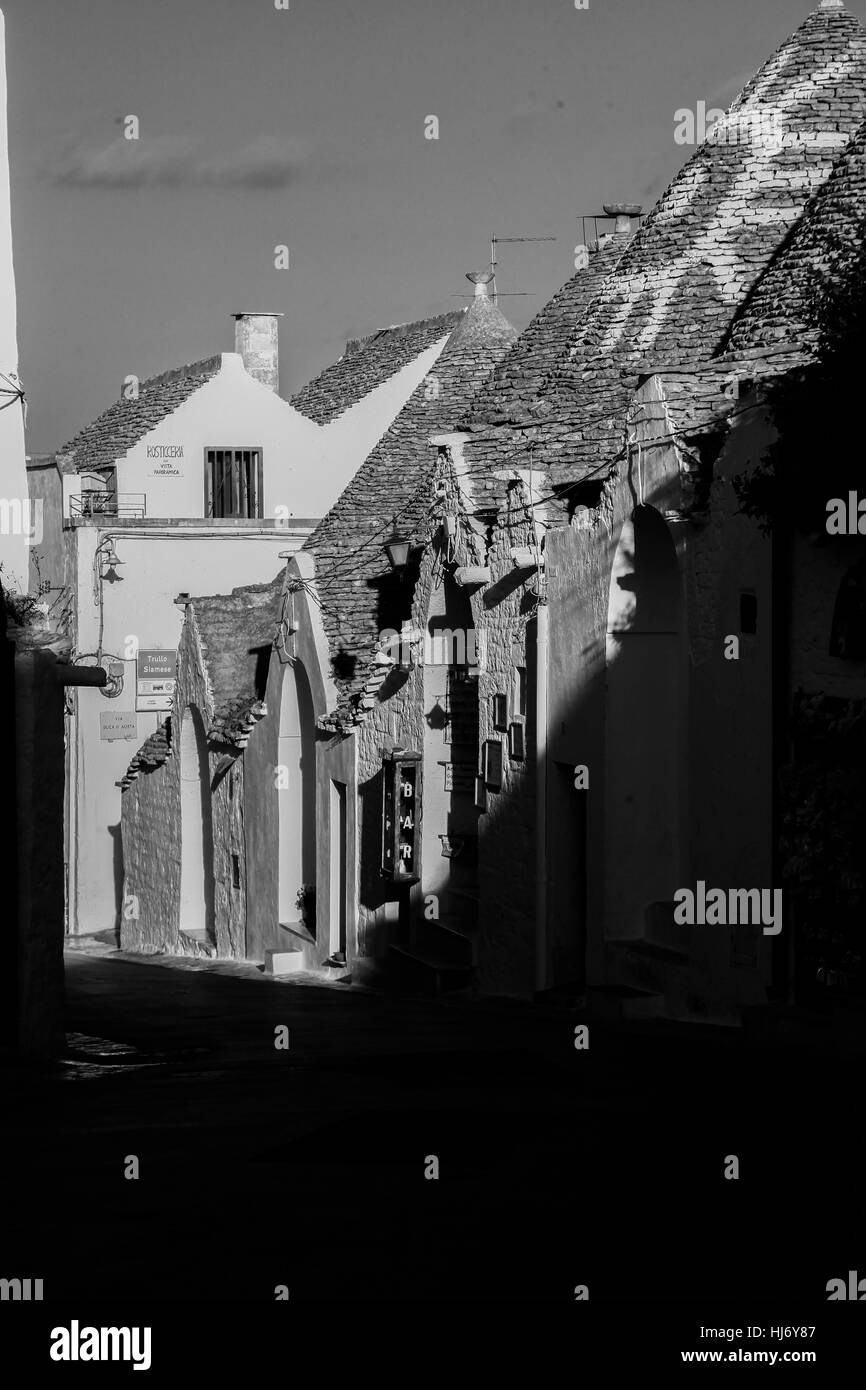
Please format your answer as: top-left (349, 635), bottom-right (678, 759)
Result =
top-left (179, 704), bottom-right (215, 943)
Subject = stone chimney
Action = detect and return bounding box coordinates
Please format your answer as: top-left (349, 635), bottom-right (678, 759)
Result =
top-left (466, 271), bottom-right (494, 299)
top-left (602, 203), bottom-right (643, 235)
top-left (232, 313), bottom-right (282, 393)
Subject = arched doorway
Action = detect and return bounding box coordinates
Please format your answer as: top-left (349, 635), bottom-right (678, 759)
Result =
top-left (604, 505), bottom-right (684, 940)
top-left (179, 705), bottom-right (215, 942)
top-left (277, 660), bottom-right (316, 926)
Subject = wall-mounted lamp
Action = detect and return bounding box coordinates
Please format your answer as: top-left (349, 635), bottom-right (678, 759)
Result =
top-left (384, 519), bottom-right (412, 573)
top-left (99, 540), bottom-right (125, 583)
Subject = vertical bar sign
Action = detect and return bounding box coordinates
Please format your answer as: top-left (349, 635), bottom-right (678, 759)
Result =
top-left (382, 754), bottom-right (421, 881)
top-left (396, 762), bottom-right (417, 879)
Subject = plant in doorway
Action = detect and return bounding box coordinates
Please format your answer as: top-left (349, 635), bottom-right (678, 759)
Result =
top-left (295, 884), bottom-right (316, 931)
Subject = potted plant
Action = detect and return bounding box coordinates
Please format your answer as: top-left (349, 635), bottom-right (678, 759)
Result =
top-left (1, 560), bottom-right (53, 633)
top-left (295, 884), bottom-right (316, 931)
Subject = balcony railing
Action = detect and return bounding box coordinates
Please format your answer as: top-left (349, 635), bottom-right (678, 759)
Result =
top-left (70, 492), bottom-right (146, 520)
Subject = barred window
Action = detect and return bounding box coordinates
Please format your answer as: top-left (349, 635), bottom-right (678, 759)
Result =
top-left (205, 448), bottom-right (263, 519)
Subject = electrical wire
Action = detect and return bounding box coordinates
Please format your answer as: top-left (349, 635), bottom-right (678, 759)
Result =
top-left (270, 382), bottom-right (767, 613)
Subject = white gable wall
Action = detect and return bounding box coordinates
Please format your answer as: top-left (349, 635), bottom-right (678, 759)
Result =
top-left (315, 335), bottom-right (451, 509)
top-left (112, 354), bottom-right (326, 519)
top-left (0, 10), bottom-right (29, 593)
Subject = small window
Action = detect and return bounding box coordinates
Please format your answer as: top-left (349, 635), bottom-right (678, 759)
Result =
top-left (205, 448), bottom-right (263, 519)
top-left (232, 854), bottom-right (241, 889)
top-left (740, 593), bottom-right (757, 636)
top-left (508, 723), bottom-right (525, 761)
top-left (483, 739), bottom-right (503, 791)
top-left (492, 693), bottom-right (508, 731)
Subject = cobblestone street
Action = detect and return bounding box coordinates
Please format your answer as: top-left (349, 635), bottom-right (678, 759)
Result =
top-left (3, 948), bottom-right (861, 1303)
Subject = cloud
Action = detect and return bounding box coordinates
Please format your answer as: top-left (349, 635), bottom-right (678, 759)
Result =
top-left (46, 133), bottom-right (315, 190)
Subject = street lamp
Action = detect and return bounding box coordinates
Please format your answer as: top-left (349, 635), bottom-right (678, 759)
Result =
top-left (99, 540), bottom-right (125, 583)
top-left (384, 519), bottom-right (412, 573)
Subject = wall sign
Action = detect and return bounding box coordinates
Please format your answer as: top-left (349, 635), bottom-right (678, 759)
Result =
top-left (146, 444), bottom-right (185, 478)
top-left (99, 711), bottom-right (138, 742)
top-left (382, 750), bottom-right (422, 883)
top-left (136, 649), bottom-right (177, 712)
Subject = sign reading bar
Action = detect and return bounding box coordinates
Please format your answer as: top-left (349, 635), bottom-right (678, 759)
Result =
top-left (99, 711), bottom-right (138, 742)
top-left (136, 649), bottom-right (177, 712)
top-left (382, 750), bottom-right (422, 884)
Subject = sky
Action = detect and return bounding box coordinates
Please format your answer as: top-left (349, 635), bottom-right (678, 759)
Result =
top-left (4, 0), bottom-right (864, 454)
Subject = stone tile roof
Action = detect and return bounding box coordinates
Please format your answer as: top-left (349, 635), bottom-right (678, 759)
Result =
top-left (304, 294), bottom-right (517, 722)
top-left (723, 115), bottom-right (866, 356)
top-left (289, 311), bottom-right (465, 424)
top-left (121, 575), bottom-right (283, 783)
top-left (463, 231), bottom-right (633, 430)
top-left (132, 311), bottom-right (483, 746)
top-left (189, 575), bottom-right (285, 745)
top-left (460, 2), bottom-right (866, 510)
top-left (59, 358), bottom-right (223, 473)
top-left (119, 718), bottom-right (172, 791)
top-left (455, 231), bottom-right (634, 511)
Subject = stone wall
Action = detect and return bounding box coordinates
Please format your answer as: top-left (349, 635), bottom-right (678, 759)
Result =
top-left (120, 740), bottom-right (181, 953)
top-left (543, 375), bottom-right (776, 1021)
top-left (120, 606), bottom-right (248, 957)
top-left (473, 502), bottom-right (538, 998)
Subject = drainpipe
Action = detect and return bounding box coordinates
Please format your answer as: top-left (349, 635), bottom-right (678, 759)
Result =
top-left (535, 599), bottom-right (549, 994)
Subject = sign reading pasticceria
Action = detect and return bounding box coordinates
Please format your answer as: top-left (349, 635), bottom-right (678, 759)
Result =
top-left (382, 750), bottom-right (422, 884)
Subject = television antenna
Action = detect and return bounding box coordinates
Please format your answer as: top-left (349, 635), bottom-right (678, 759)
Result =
top-left (489, 235), bottom-right (556, 303)
top-left (451, 234), bottom-right (557, 303)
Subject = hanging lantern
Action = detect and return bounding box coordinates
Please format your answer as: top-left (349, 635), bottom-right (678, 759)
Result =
top-left (384, 531), bottom-right (412, 572)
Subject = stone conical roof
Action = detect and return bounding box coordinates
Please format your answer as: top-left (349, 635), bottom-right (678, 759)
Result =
top-left (303, 291), bottom-right (517, 720)
top-left (723, 113), bottom-right (866, 355)
top-left (461, 3), bottom-right (866, 504)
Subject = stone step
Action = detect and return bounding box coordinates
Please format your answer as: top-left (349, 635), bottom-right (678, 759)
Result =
top-left (264, 946), bottom-right (307, 977)
top-left (389, 944), bottom-right (474, 995)
top-left (414, 916), bottom-right (476, 967)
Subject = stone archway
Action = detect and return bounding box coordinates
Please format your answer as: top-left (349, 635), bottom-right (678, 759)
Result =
top-left (179, 704), bottom-right (215, 942)
top-left (604, 505), bottom-right (684, 940)
top-left (277, 660), bottom-right (316, 926)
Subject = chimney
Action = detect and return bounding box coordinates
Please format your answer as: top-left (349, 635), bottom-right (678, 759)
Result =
top-left (601, 203), bottom-right (643, 236)
top-left (231, 313), bottom-right (283, 393)
top-left (466, 271), bottom-right (494, 299)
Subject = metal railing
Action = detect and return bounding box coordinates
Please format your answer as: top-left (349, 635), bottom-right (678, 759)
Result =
top-left (70, 492), bottom-right (146, 520)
